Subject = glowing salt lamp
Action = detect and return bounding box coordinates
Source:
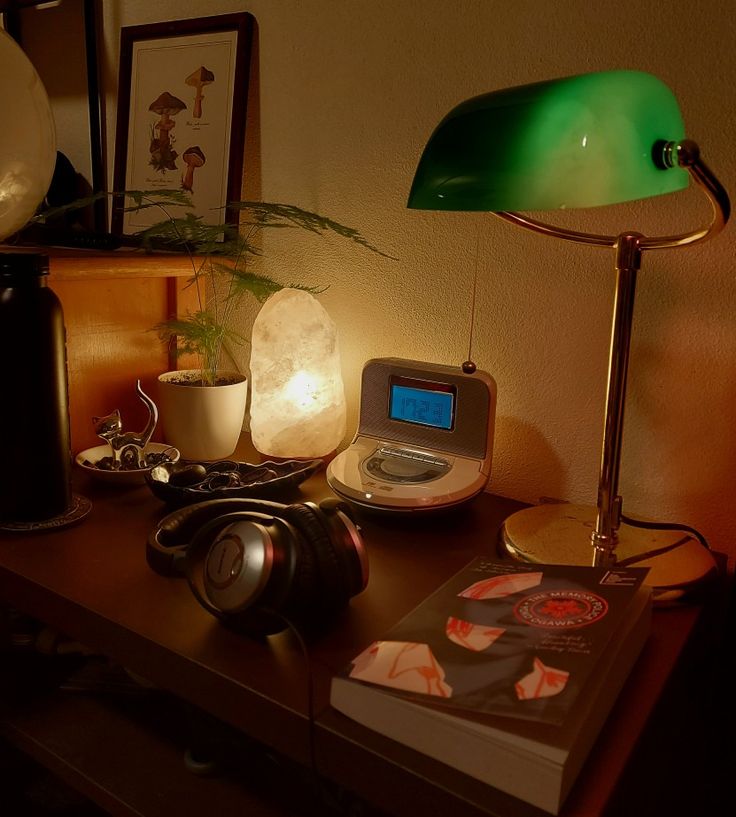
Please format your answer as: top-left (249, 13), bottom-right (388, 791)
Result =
top-left (249, 288), bottom-right (346, 459)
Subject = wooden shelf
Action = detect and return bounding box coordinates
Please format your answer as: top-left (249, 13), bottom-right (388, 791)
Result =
top-left (49, 249), bottom-right (200, 281)
top-left (0, 660), bottom-right (326, 817)
top-left (1, 245), bottom-right (200, 281)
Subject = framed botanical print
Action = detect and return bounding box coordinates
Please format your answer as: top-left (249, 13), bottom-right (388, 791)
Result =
top-left (112, 12), bottom-right (253, 237)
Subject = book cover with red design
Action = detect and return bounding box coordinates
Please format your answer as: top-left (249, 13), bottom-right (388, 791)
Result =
top-left (330, 559), bottom-right (651, 814)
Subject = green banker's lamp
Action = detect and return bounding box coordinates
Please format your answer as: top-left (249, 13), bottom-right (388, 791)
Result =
top-left (408, 70), bottom-right (730, 589)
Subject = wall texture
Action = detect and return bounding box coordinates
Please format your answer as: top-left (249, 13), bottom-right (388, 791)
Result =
top-left (45, 1), bottom-right (736, 556)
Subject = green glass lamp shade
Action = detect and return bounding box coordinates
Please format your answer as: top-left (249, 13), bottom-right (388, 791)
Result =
top-left (408, 70), bottom-right (689, 212)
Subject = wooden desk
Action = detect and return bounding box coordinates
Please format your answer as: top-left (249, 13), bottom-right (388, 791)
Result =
top-left (0, 453), bottom-right (723, 817)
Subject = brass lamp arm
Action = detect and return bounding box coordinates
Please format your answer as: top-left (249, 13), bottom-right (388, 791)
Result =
top-left (493, 211), bottom-right (617, 248)
top-left (495, 141), bottom-right (730, 254)
top-left (641, 141), bottom-right (730, 249)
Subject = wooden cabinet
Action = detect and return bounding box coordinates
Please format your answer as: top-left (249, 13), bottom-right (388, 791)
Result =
top-left (46, 249), bottom-right (201, 452)
top-left (1, 661), bottom-right (313, 817)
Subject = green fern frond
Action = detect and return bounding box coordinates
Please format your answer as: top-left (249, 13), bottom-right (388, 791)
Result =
top-left (224, 268), bottom-right (323, 302)
top-left (30, 192), bottom-right (108, 224)
top-left (122, 189), bottom-right (194, 211)
top-left (153, 311), bottom-right (245, 383)
top-left (227, 200), bottom-right (397, 258)
top-left (154, 312), bottom-right (225, 350)
top-left (134, 213), bottom-right (217, 250)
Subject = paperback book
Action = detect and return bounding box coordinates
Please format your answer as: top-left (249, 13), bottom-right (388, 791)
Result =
top-left (330, 558), bottom-right (651, 814)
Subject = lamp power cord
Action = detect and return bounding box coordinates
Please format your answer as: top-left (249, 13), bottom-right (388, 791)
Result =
top-left (615, 513), bottom-right (711, 567)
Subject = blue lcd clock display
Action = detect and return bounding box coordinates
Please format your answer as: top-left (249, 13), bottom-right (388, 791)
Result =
top-left (389, 378), bottom-right (455, 430)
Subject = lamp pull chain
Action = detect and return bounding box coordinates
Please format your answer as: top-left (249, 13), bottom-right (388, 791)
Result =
top-left (462, 224), bottom-right (480, 375)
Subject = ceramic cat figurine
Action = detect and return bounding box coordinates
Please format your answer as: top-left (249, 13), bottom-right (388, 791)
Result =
top-left (93, 380), bottom-right (159, 469)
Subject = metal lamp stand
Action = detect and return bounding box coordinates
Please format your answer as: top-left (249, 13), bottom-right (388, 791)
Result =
top-left (500, 140), bottom-right (730, 592)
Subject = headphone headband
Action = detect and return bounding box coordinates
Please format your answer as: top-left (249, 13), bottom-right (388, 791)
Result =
top-left (147, 497), bottom-right (292, 576)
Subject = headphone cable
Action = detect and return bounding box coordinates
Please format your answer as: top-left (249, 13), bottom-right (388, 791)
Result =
top-left (268, 611), bottom-right (348, 815)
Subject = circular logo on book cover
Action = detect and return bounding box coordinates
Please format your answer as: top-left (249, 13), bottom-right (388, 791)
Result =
top-left (513, 590), bottom-right (608, 629)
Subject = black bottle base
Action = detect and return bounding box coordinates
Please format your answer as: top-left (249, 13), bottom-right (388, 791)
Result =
top-left (0, 494), bottom-right (92, 532)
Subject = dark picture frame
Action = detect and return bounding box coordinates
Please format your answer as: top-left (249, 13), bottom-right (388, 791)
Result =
top-left (111, 13), bottom-right (253, 237)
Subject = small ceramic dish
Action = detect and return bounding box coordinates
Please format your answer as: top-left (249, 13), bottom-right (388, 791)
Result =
top-left (145, 457), bottom-right (322, 505)
top-left (75, 443), bottom-right (181, 485)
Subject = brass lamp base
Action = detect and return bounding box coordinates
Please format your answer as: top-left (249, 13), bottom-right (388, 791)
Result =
top-left (501, 503), bottom-right (717, 602)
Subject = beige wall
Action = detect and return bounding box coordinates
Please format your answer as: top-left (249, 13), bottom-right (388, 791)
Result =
top-left (38, 1), bottom-right (736, 556)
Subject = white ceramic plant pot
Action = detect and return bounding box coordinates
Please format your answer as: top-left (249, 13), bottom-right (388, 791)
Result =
top-left (157, 370), bottom-right (248, 461)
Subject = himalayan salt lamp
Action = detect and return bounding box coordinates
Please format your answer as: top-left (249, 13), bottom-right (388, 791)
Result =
top-left (249, 288), bottom-right (346, 459)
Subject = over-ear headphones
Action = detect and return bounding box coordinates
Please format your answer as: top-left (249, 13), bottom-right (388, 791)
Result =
top-left (147, 497), bottom-right (369, 636)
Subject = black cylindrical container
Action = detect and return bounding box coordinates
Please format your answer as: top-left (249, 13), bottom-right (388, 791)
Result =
top-left (0, 253), bottom-right (72, 522)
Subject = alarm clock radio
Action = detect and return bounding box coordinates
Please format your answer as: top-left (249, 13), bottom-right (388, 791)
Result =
top-left (326, 358), bottom-right (496, 512)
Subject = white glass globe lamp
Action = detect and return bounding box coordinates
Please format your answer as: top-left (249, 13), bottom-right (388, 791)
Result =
top-left (0, 29), bottom-right (56, 240)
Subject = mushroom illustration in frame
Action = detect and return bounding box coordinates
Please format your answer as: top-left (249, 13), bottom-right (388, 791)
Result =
top-left (181, 146), bottom-right (206, 192)
top-left (185, 66), bottom-right (215, 119)
top-left (148, 92), bottom-right (187, 172)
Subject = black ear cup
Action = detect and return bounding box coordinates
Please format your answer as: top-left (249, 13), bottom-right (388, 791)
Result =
top-left (146, 496), bottom-right (368, 636)
top-left (274, 510), bottom-right (321, 618)
top-left (280, 503), bottom-right (348, 611)
top-left (281, 500), bottom-right (368, 612)
top-left (312, 498), bottom-right (369, 599)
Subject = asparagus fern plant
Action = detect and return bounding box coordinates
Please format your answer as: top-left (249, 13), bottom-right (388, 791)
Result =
top-left (33, 190), bottom-right (390, 386)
